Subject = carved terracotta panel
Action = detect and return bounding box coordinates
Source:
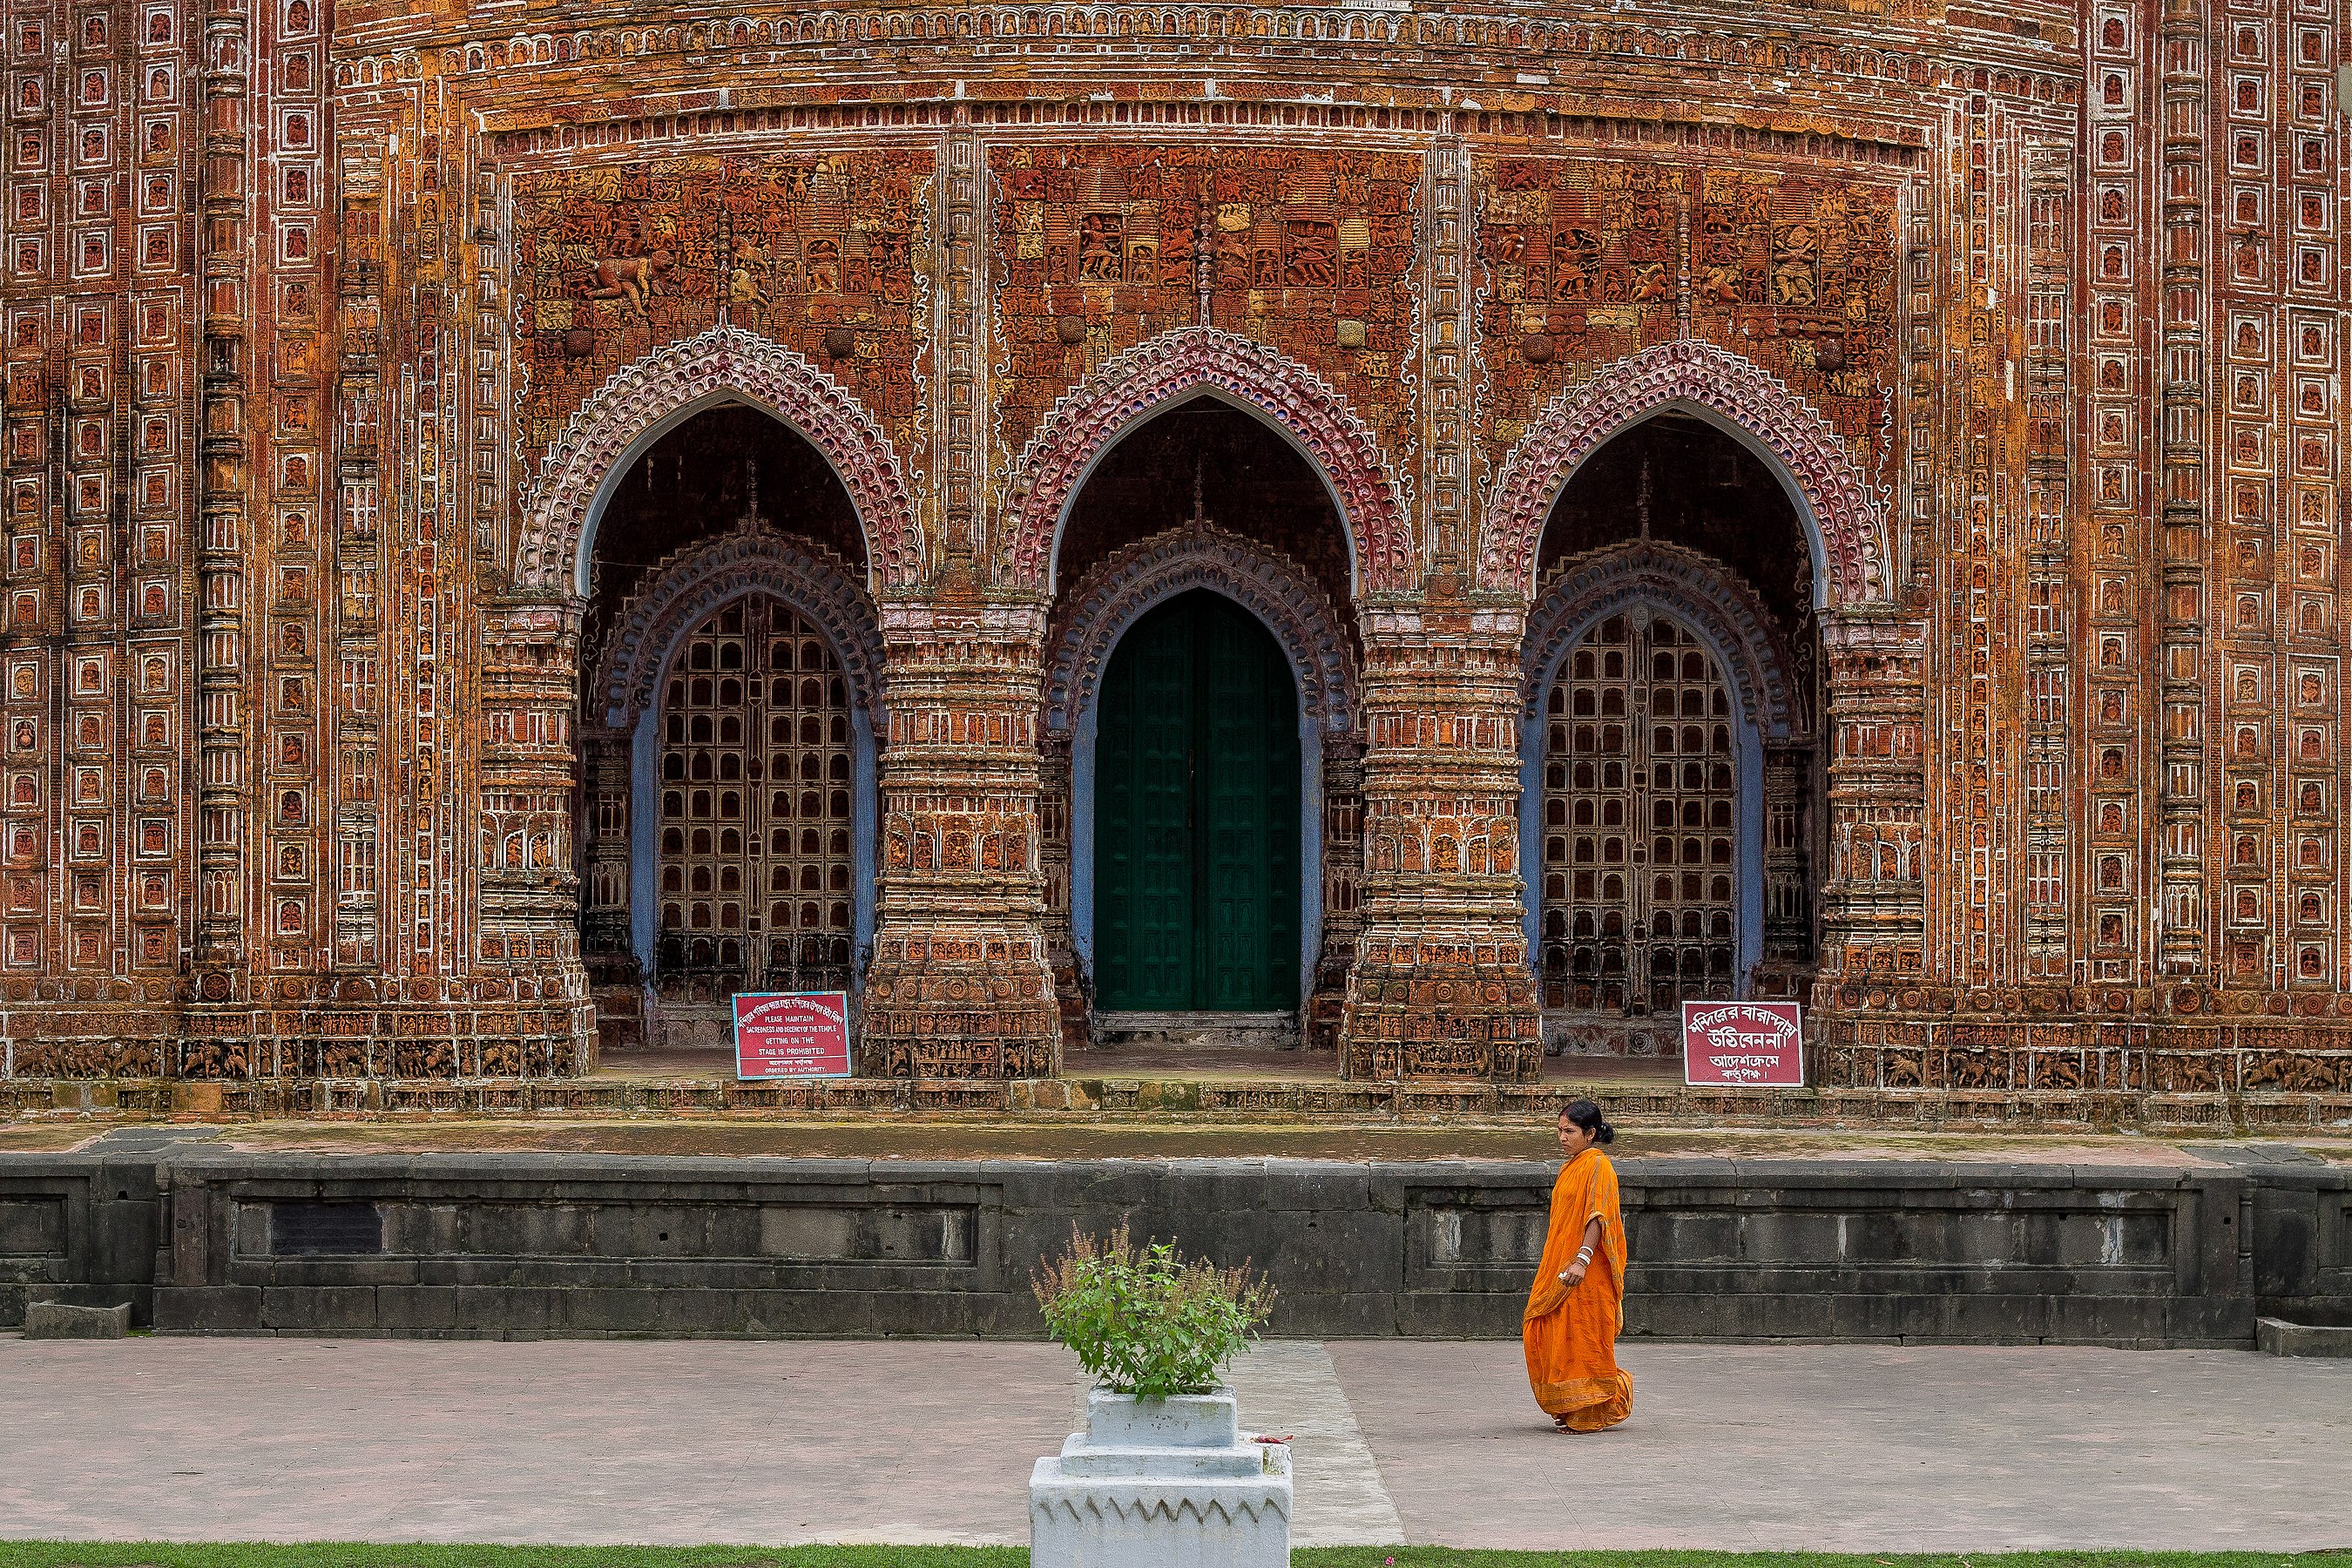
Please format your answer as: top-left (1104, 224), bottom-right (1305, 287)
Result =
top-left (511, 152), bottom-right (932, 475)
top-left (990, 145), bottom-right (1420, 497)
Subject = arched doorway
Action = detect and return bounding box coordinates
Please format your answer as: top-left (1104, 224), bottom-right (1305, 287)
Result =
top-left (575, 402), bottom-right (883, 1056)
top-left (1538, 607), bottom-right (1742, 1017)
top-left (1094, 590), bottom-right (1302, 1013)
top-left (652, 594), bottom-right (858, 997)
top-left (1037, 395), bottom-right (1364, 1056)
top-left (1520, 415), bottom-right (1818, 1060)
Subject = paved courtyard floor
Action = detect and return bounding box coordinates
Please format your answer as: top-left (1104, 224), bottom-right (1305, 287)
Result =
top-left (3, 1335), bottom-right (2347, 1551)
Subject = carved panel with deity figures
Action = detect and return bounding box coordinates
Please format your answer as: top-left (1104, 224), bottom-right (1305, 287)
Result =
top-left (509, 150), bottom-right (933, 486)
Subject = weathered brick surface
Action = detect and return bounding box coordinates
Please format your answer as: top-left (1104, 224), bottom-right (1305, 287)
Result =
top-left (0, 0), bottom-right (2348, 1090)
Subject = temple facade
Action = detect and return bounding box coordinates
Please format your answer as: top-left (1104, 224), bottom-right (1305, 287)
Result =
top-left (1, 0), bottom-right (2349, 1095)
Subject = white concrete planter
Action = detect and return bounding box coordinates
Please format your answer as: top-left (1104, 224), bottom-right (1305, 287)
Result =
top-left (1030, 1387), bottom-right (1292, 1567)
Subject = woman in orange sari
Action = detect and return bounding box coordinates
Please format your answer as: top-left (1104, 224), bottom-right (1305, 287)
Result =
top-left (1523, 1098), bottom-right (1632, 1431)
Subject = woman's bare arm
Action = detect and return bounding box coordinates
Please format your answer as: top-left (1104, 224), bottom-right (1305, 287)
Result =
top-left (1559, 1215), bottom-right (1605, 1286)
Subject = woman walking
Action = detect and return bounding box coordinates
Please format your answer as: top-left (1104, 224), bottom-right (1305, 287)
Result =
top-left (1522, 1098), bottom-right (1632, 1432)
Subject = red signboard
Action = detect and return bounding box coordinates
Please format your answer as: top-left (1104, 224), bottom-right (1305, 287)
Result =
top-left (1681, 1000), bottom-right (1805, 1087)
top-left (733, 991), bottom-right (855, 1079)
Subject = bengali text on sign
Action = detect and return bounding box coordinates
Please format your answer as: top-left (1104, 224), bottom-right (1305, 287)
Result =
top-left (1681, 1000), bottom-right (1804, 1087)
top-left (733, 990), bottom-right (855, 1079)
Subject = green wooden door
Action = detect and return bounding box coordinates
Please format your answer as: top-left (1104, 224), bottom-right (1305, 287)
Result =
top-left (1095, 591), bottom-right (1300, 1011)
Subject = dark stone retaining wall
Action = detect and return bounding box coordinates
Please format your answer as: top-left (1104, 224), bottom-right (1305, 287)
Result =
top-left (0, 1154), bottom-right (160, 1327)
top-left (3, 1152), bottom-right (2347, 1343)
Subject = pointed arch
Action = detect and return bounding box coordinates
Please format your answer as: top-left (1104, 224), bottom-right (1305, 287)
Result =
top-left (1045, 523), bottom-right (1355, 1010)
top-left (1042, 523), bottom-right (1356, 740)
top-left (588, 528), bottom-right (885, 731)
top-left (999, 325), bottom-right (1414, 595)
top-left (513, 325), bottom-right (922, 596)
top-left (1481, 338), bottom-right (1891, 609)
top-left (1520, 540), bottom-right (1803, 743)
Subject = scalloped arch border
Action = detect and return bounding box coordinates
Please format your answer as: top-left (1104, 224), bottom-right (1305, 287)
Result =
top-left (590, 529), bottom-right (886, 730)
top-left (1481, 338), bottom-right (1889, 609)
top-left (1000, 325), bottom-right (1413, 595)
top-left (1520, 539), bottom-right (1804, 744)
top-left (1042, 523), bottom-right (1358, 739)
top-left (514, 325), bottom-right (922, 595)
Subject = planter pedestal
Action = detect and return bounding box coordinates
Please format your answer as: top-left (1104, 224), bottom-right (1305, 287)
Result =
top-left (1030, 1388), bottom-right (1292, 1567)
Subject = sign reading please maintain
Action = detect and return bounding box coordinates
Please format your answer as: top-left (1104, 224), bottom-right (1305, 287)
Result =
top-left (1681, 1000), bottom-right (1804, 1087)
top-left (733, 990), bottom-right (855, 1079)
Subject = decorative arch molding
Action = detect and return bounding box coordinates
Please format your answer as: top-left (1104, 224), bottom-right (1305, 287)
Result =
top-left (589, 527), bottom-right (886, 731)
top-left (514, 325), bottom-right (922, 596)
top-left (1481, 338), bottom-right (1890, 610)
top-left (1000, 325), bottom-right (1414, 596)
top-left (1521, 539), bottom-right (1805, 744)
top-left (1043, 522), bottom-right (1358, 741)
top-left (581, 524), bottom-right (886, 991)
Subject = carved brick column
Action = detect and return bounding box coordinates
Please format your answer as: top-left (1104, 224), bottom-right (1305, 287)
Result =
top-left (1035, 731), bottom-right (1090, 1055)
top-left (1812, 611), bottom-right (1929, 1080)
top-left (473, 594), bottom-right (593, 1075)
top-left (861, 591), bottom-right (1061, 1078)
top-left (1307, 737), bottom-right (1365, 1057)
top-left (576, 724), bottom-right (642, 1055)
top-left (1341, 600), bottom-right (1540, 1082)
top-left (191, 0), bottom-right (256, 1023)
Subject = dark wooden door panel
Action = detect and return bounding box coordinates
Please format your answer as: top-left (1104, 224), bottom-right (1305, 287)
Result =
top-left (1095, 591), bottom-right (1300, 1011)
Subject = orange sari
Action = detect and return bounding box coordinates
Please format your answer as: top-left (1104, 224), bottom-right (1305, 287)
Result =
top-left (1521, 1146), bottom-right (1632, 1430)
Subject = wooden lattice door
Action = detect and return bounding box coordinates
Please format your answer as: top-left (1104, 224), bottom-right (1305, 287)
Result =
top-left (654, 596), bottom-right (856, 999)
top-left (1537, 609), bottom-right (1740, 1016)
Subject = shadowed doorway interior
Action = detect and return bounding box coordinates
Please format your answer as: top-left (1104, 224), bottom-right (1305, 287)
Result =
top-left (1093, 589), bottom-right (1301, 1015)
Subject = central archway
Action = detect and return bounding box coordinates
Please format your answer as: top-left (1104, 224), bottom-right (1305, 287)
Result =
top-left (1049, 522), bottom-right (1356, 1033)
top-left (1001, 325), bottom-right (1415, 595)
top-left (1034, 395), bottom-right (1365, 1055)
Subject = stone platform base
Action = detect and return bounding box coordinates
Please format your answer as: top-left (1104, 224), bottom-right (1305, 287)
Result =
top-left (1096, 1010), bottom-right (1302, 1052)
top-left (4, 1146), bottom-right (2349, 1343)
top-left (2256, 1317), bottom-right (2352, 1356)
top-left (4, 1071), bottom-right (2351, 1133)
top-left (1031, 1389), bottom-right (1291, 1568)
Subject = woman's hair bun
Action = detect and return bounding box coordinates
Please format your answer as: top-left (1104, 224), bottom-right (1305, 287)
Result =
top-left (1563, 1097), bottom-right (1615, 1146)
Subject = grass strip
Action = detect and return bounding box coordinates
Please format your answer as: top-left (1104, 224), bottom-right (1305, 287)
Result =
top-left (0, 1548), bottom-right (2345, 1568)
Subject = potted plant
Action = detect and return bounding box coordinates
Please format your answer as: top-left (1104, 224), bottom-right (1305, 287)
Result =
top-left (1027, 1224), bottom-right (1288, 1567)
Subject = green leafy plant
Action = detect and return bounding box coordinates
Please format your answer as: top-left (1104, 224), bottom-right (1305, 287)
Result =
top-left (1031, 1222), bottom-right (1277, 1398)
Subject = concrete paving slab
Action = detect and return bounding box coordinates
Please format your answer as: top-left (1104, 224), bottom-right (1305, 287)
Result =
top-left (4, 1335), bottom-right (2348, 1550)
top-left (1213, 1344), bottom-right (1406, 1548)
top-left (1058, 1345), bottom-right (1403, 1548)
top-left (1328, 1339), bottom-right (2352, 1552)
top-left (0, 1337), bottom-right (1072, 1546)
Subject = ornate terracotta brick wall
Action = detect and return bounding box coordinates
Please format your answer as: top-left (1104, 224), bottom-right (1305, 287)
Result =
top-left (510, 150), bottom-right (931, 480)
top-left (0, 0), bottom-right (2348, 1098)
top-left (987, 143), bottom-right (1423, 530)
